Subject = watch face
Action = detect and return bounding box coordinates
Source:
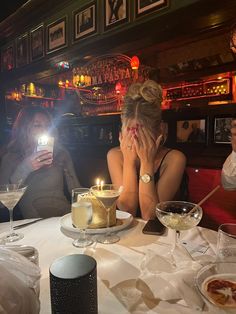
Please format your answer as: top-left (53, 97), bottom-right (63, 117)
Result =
top-left (141, 174), bottom-right (151, 183)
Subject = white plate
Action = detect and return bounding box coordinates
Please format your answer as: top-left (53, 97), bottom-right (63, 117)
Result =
top-left (60, 210), bottom-right (133, 234)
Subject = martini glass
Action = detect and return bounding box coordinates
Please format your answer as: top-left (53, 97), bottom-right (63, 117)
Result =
top-left (156, 201), bottom-right (202, 261)
top-left (0, 184), bottom-right (27, 243)
top-left (90, 184), bottom-right (121, 244)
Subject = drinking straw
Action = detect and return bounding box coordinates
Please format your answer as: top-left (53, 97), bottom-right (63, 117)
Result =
top-left (187, 185), bottom-right (220, 215)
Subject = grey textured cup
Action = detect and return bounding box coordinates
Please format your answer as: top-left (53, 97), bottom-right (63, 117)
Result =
top-left (217, 223), bottom-right (236, 262)
top-left (49, 254), bottom-right (97, 314)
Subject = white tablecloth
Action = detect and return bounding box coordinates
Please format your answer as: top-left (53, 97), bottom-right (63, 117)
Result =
top-left (0, 217), bottom-right (218, 314)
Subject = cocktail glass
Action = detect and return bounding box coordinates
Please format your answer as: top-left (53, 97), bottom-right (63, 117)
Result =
top-left (71, 188), bottom-right (93, 248)
top-left (0, 184), bottom-right (27, 243)
top-left (90, 184), bottom-right (121, 244)
top-left (156, 201), bottom-right (202, 262)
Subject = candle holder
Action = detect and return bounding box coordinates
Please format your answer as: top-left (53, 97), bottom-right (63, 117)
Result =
top-left (90, 184), bottom-right (121, 244)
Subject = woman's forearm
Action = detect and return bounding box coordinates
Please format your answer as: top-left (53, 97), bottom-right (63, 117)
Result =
top-left (10, 160), bottom-right (32, 184)
top-left (139, 161), bottom-right (158, 220)
top-left (117, 160), bottom-right (139, 216)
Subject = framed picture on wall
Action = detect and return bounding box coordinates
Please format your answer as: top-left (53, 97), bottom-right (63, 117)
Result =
top-left (16, 33), bottom-right (29, 67)
top-left (135, 0), bottom-right (169, 18)
top-left (176, 118), bottom-right (207, 144)
top-left (73, 2), bottom-right (97, 42)
top-left (47, 16), bottom-right (67, 53)
top-left (213, 117), bottom-right (232, 144)
top-left (1, 43), bottom-right (15, 72)
top-left (104, 0), bottom-right (128, 31)
top-left (91, 124), bottom-right (113, 144)
top-left (30, 24), bottom-right (44, 62)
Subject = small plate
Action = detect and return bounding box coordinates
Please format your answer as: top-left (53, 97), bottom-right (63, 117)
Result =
top-left (60, 210), bottom-right (133, 234)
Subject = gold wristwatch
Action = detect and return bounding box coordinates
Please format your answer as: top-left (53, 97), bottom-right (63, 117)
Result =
top-left (139, 173), bottom-right (153, 183)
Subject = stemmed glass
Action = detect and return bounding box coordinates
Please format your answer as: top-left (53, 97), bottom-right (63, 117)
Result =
top-left (0, 184), bottom-right (27, 243)
top-left (156, 201), bottom-right (203, 261)
top-left (71, 188), bottom-right (93, 248)
top-left (90, 184), bottom-right (121, 244)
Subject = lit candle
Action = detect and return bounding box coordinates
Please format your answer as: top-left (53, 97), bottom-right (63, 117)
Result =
top-left (101, 180), bottom-right (104, 191)
top-left (96, 178), bottom-right (100, 186)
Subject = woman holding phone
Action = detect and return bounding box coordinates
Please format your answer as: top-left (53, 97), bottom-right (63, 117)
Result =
top-left (0, 106), bottom-right (80, 218)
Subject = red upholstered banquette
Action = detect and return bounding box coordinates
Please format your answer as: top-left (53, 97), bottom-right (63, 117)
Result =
top-left (187, 167), bottom-right (236, 231)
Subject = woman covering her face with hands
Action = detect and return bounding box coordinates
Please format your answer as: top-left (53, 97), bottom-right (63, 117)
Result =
top-left (0, 106), bottom-right (80, 219)
top-left (107, 80), bottom-right (187, 220)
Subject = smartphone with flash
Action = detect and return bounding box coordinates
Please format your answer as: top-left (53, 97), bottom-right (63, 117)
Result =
top-left (36, 135), bottom-right (54, 154)
top-left (142, 218), bottom-right (166, 235)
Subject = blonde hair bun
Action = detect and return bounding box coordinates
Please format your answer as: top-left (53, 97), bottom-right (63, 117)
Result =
top-left (126, 80), bottom-right (162, 105)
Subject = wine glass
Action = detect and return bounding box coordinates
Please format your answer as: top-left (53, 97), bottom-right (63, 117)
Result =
top-left (71, 188), bottom-right (93, 248)
top-left (156, 201), bottom-right (203, 261)
top-left (0, 184), bottom-right (27, 243)
top-left (90, 184), bottom-right (121, 244)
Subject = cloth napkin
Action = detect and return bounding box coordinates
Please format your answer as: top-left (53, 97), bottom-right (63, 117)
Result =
top-left (0, 246), bottom-right (41, 314)
top-left (138, 244), bottom-right (212, 311)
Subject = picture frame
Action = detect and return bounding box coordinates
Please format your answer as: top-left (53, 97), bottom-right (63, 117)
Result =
top-left (30, 24), bottom-right (44, 62)
top-left (46, 16), bottom-right (67, 54)
top-left (213, 117), bottom-right (233, 144)
top-left (104, 0), bottom-right (128, 31)
top-left (176, 118), bottom-right (207, 144)
top-left (91, 124), bottom-right (113, 144)
top-left (1, 43), bottom-right (15, 72)
top-left (73, 2), bottom-right (97, 42)
top-left (135, 0), bottom-right (169, 18)
top-left (16, 33), bottom-right (29, 67)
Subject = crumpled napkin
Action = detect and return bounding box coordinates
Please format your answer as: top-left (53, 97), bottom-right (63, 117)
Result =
top-left (138, 245), bottom-right (209, 311)
top-left (0, 247), bottom-right (41, 314)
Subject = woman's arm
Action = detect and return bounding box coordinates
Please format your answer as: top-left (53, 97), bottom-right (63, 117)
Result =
top-left (139, 150), bottom-right (186, 220)
top-left (156, 150), bottom-right (186, 201)
top-left (221, 151), bottom-right (236, 190)
top-left (0, 150), bottom-right (53, 185)
top-left (0, 153), bottom-right (34, 184)
top-left (61, 148), bottom-right (81, 192)
top-left (221, 125), bottom-right (236, 190)
top-left (107, 146), bottom-right (139, 216)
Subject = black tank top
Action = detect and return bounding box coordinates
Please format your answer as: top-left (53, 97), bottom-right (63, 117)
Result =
top-left (154, 149), bottom-right (189, 200)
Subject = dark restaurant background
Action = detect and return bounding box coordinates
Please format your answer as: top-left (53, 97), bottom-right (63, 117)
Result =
top-left (0, 0), bottom-right (236, 228)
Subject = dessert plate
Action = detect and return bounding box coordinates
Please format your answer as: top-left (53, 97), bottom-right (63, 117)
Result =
top-left (60, 210), bottom-right (133, 234)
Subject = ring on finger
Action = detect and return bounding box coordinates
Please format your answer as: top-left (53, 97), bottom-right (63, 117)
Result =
top-left (37, 158), bottom-right (41, 162)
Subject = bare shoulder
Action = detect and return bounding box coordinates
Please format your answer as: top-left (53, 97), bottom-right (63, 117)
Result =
top-left (165, 149), bottom-right (186, 165)
top-left (107, 146), bottom-right (122, 162)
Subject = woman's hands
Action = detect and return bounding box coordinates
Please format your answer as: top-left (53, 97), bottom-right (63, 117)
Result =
top-left (25, 150), bottom-right (53, 171)
top-left (134, 127), bottom-right (163, 165)
top-left (119, 129), bottom-right (138, 164)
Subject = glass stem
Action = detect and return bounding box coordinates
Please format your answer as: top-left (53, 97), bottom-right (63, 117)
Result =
top-left (176, 230), bottom-right (181, 244)
top-left (106, 208), bottom-right (111, 236)
top-left (172, 230), bottom-right (180, 252)
top-left (9, 209), bottom-right (14, 235)
top-left (81, 228), bottom-right (86, 241)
